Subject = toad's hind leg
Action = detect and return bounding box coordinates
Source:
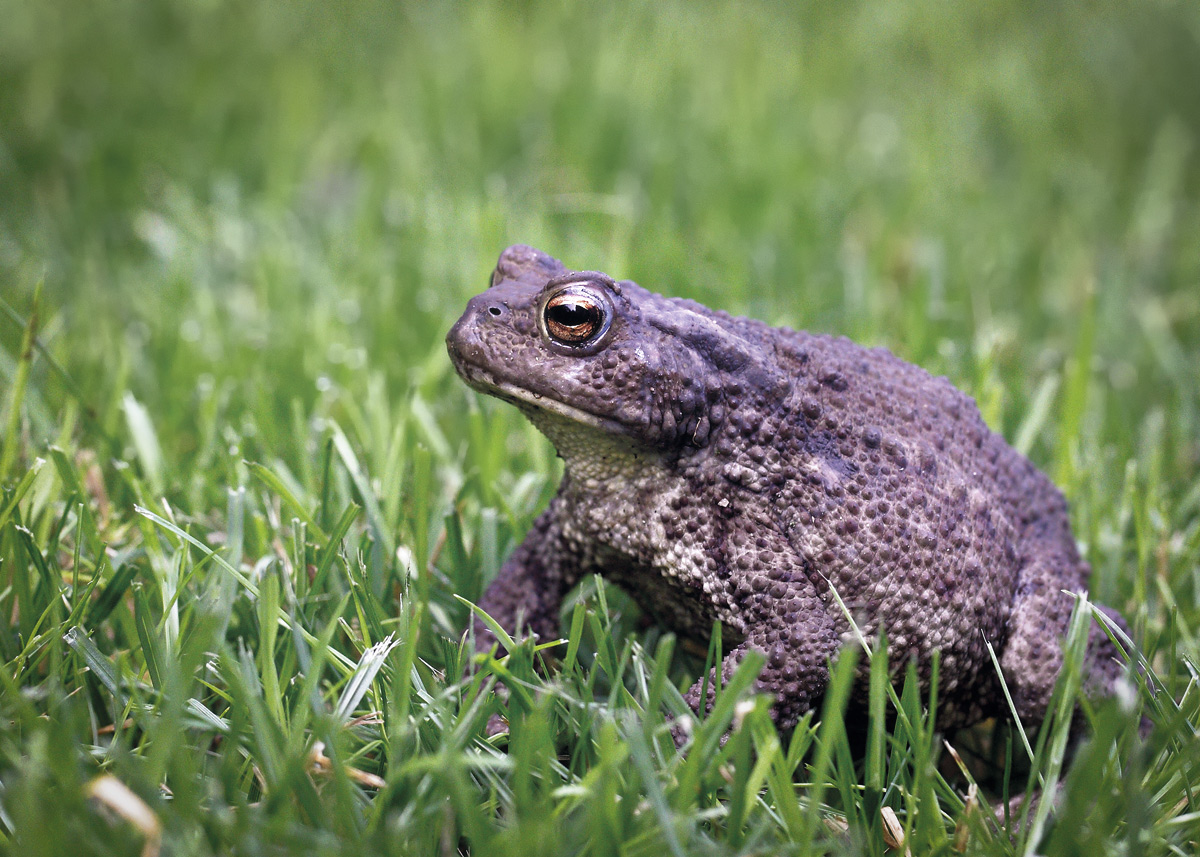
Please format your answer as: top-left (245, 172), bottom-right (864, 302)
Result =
top-left (999, 559), bottom-right (1130, 731)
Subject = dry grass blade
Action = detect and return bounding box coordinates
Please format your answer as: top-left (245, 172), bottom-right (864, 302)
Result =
top-left (881, 806), bottom-right (912, 857)
top-left (85, 775), bottom-right (162, 857)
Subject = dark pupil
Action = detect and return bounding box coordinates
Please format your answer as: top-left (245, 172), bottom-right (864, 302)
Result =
top-left (550, 302), bottom-right (594, 328)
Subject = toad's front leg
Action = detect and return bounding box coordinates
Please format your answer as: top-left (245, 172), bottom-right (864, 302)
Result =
top-left (682, 546), bottom-right (841, 738)
top-left (473, 495), bottom-right (582, 654)
top-left (471, 495), bottom-right (584, 738)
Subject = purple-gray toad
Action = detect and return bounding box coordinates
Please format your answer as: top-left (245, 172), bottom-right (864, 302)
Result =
top-left (446, 244), bottom-right (1129, 737)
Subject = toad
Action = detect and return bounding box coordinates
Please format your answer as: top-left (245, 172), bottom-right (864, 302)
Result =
top-left (446, 244), bottom-right (1129, 737)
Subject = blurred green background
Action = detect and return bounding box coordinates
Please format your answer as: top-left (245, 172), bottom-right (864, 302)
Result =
top-left (2, 1), bottom-right (1200, 852)
top-left (4, 0), bottom-right (1197, 467)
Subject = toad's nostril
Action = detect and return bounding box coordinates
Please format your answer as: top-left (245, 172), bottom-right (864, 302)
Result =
top-left (488, 306), bottom-right (503, 317)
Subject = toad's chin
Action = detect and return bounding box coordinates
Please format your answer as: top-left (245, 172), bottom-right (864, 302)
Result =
top-left (450, 357), bottom-right (630, 438)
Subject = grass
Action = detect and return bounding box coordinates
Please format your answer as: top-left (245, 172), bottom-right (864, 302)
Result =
top-left (1, 0), bottom-right (1199, 853)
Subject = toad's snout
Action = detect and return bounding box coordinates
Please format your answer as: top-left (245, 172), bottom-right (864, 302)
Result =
top-left (446, 291), bottom-right (514, 376)
top-left (444, 310), bottom-right (477, 370)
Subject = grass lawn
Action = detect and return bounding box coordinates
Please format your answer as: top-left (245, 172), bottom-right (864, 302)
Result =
top-left (2, 1), bottom-right (1199, 854)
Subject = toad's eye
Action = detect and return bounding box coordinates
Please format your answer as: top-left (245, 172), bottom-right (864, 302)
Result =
top-left (542, 284), bottom-right (612, 346)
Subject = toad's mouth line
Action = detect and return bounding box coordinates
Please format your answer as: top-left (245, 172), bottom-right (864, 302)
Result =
top-left (455, 361), bottom-right (632, 436)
